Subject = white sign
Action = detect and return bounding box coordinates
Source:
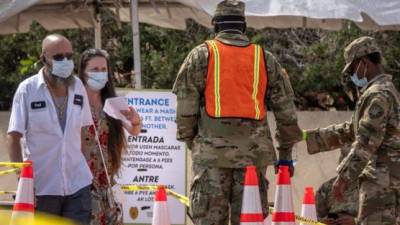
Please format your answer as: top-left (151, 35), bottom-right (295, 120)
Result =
top-left (116, 91), bottom-right (186, 225)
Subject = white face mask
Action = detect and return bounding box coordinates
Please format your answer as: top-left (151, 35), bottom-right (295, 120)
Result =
top-left (351, 61), bottom-right (368, 87)
top-left (51, 59), bottom-right (74, 78)
top-left (87, 72), bottom-right (108, 91)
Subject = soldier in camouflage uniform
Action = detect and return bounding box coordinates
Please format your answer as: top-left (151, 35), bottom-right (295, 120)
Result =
top-left (172, 1), bottom-right (302, 224)
top-left (304, 36), bottom-right (400, 225)
top-left (314, 145), bottom-right (359, 225)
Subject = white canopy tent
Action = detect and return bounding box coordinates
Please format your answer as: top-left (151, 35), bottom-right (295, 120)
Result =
top-left (2, 0), bottom-right (400, 32)
top-left (1, 0), bottom-right (400, 88)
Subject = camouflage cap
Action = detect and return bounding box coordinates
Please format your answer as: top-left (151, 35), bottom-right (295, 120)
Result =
top-left (214, 0), bottom-right (245, 18)
top-left (342, 36), bottom-right (381, 74)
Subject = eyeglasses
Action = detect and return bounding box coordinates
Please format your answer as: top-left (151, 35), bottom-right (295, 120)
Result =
top-left (52, 53), bottom-right (73, 61)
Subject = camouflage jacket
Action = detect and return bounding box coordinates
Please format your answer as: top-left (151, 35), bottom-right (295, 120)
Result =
top-left (307, 74), bottom-right (400, 187)
top-left (172, 32), bottom-right (302, 168)
top-left (316, 177), bottom-right (359, 219)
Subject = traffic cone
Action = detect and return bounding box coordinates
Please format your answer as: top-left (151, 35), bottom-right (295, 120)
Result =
top-left (264, 215), bottom-right (272, 225)
top-left (300, 187), bottom-right (317, 225)
top-left (240, 166), bottom-right (264, 225)
top-left (11, 160), bottom-right (34, 223)
top-left (272, 165), bottom-right (295, 225)
top-left (152, 185), bottom-right (170, 225)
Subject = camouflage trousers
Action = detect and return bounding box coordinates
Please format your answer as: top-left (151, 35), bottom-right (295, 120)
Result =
top-left (358, 172), bottom-right (400, 225)
top-left (189, 164), bottom-right (269, 225)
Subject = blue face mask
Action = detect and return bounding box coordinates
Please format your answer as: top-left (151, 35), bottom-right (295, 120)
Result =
top-left (87, 72), bottom-right (108, 91)
top-left (51, 59), bottom-right (74, 78)
top-left (351, 61), bottom-right (368, 87)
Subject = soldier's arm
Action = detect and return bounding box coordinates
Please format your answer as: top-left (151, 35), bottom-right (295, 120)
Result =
top-left (337, 92), bottom-right (390, 181)
top-left (305, 120), bottom-right (354, 154)
top-left (172, 44), bottom-right (208, 148)
top-left (265, 51), bottom-right (302, 160)
top-left (315, 180), bottom-right (333, 219)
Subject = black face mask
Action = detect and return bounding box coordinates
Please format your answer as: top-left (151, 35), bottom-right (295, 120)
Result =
top-left (214, 22), bottom-right (247, 34)
top-left (213, 15), bottom-right (246, 33)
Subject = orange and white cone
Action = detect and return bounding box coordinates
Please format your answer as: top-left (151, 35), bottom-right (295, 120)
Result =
top-left (264, 215), bottom-right (272, 225)
top-left (300, 187), bottom-right (317, 225)
top-left (240, 166), bottom-right (264, 225)
top-left (272, 166), bottom-right (295, 225)
top-left (11, 160), bottom-right (34, 223)
top-left (152, 185), bottom-right (170, 225)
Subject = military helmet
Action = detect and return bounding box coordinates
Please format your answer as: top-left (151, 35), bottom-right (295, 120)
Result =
top-left (342, 36), bottom-right (381, 74)
top-left (213, 0), bottom-right (245, 19)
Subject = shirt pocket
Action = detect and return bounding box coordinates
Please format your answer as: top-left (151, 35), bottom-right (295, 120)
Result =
top-left (71, 104), bottom-right (84, 130)
top-left (28, 108), bottom-right (53, 132)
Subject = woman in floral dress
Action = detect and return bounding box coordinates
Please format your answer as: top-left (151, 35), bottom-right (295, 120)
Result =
top-left (79, 49), bottom-right (141, 225)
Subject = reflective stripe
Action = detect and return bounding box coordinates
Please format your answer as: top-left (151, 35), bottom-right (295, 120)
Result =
top-left (273, 185), bottom-right (294, 212)
top-left (13, 203), bottom-right (34, 213)
top-left (252, 45), bottom-right (261, 120)
top-left (240, 213), bottom-right (264, 222)
top-left (272, 212), bottom-right (296, 222)
top-left (206, 41), bottom-right (266, 119)
top-left (241, 186), bottom-right (263, 213)
top-left (209, 41), bottom-right (221, 117)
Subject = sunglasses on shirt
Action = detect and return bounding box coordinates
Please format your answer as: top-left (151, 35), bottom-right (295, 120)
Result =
top-left (52, 53), bottom-right (73, 61)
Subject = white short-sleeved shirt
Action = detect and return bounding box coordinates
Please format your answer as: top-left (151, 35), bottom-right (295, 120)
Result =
top-left (8, 68), bottom-right (94, 196)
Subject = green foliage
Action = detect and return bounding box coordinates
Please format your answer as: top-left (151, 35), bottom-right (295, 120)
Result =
top-left (0, 23), bottom-right (46, 109)
top-left (1, 18), bottom-right (400, 110)
top-left (114, 20), bottom-right (211, 89)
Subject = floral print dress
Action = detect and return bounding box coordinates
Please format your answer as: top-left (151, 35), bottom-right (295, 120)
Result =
top-left (82, 109), bottom-right (123, 225)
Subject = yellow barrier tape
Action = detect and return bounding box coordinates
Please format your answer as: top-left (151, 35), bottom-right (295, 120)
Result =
top-left (121, 185), bottom-right (189, 207)
top-left (166, 189), bottom-right (189, 207)
top-left (0, 162), bottom-right (30, 168)
top-left (268, 207), bottom-right (326, 225)
top-left (122, 185), bottom-right (326, 225)
top-left (0, 191), bottom-right (16, 195)
top-left (0, 168), bottom-right (19, 176)
top-left (121, 184), bottom-right (158, 192)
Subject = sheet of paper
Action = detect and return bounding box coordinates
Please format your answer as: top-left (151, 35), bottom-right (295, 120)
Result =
top-left (103, 96), bottom-right (132, 130)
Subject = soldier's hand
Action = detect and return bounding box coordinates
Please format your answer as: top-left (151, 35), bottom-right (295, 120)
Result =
top-left (337, 214), bottom-right (356, 225)
top-left (321, 217), bottom-right (338, 225)
top-left (332, 176), bottom-right (347, 201)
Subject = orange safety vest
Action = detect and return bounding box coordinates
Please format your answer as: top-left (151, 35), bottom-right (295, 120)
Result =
top-left (205, 40), bottom-right (268, 120)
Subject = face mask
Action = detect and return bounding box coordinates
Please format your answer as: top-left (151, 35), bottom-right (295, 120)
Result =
top-left (351, 61), bottom-right (368, 87)
top-left (51, 59), bottom-right (74, 78)
top-left (87, 72), bottom-right (108, 91)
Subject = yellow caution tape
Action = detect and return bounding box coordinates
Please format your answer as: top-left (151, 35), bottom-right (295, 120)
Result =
top-left (0, 162), bottom-right (30, 168)
top-left (121, 185), bottom-right (189, 207)
top-left (0, 168), bottom-right (19, 176)
top-left (268, 207), bottom-right (326, 225)
top-left (122, 185), bottom-right (326, 225)
top-left (166, 189), bottom-right (189, 207)
top-left (0, 191), bottom-right (16, 195)
top-left (121, 184), bottom-right (158, 192)
top-left (295, 215), bottom-right (327, 225)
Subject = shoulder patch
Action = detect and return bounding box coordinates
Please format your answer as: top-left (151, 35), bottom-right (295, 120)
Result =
top-left (368, 102), bottom-right (384, 119)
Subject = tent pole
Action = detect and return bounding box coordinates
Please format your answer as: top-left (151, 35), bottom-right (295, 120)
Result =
top-left (131, 0), bottom-right (142, 89)
top-left (94, 14), bottom-right (102, 48)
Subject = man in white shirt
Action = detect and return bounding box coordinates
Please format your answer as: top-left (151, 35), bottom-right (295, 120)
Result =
top-left (7, 34), bottom-right (93, 224)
